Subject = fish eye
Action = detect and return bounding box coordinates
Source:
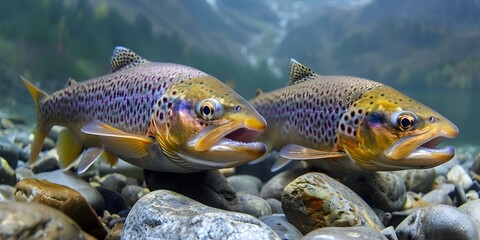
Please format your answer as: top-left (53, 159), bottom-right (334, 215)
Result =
top-left (196, 98), bottom-right (223, 120)
top-left (392, 111), bottom-right (417, 131)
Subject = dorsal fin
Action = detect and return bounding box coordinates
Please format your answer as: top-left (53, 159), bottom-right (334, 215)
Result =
top-left (64, 77), bottom-right (77, 88)
top-left (110, 46), bottom-right (148, 72)
top-left (288, 58), bottom-right (316, 86)
top-left (255, 88), bottom-right (264, 97)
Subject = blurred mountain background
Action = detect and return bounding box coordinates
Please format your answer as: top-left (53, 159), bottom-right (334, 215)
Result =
top-left (0, 0), bottom-right (479, 144)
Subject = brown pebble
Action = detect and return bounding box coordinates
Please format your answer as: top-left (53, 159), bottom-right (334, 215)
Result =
top-left (15, 178), bottom-right (108, 239)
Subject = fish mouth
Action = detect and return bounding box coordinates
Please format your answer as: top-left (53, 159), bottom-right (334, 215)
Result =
top-left (186, 117), bottom-right (267, 165)
top-left (384, 123), bottom-right (459, 168)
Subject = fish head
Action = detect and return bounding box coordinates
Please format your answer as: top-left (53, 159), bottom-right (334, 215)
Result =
top-left (149, 76), bottom-right (267, 170)
top-left (337, 86), bottom-right (459, 170)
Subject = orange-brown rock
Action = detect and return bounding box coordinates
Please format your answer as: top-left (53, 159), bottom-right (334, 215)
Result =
top-left (14, 178), bottom-right (107, 239)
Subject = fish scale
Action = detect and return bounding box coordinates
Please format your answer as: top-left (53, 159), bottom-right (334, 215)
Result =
top-left (250, 59), bottom-right (458, 173)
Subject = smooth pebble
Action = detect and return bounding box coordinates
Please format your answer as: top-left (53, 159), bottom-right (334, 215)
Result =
top-left (123, 189), bottom-right (280, 239)
top-left (260, 215), bottom-right (303, 240)
top-left (395, 204), bottom-right (479, 240)
top-left (238, 191), bottom-right (272, 217)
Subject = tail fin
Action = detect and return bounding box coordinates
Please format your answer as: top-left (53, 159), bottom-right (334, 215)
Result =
top-left (22, 76), bottom-right (51, 165)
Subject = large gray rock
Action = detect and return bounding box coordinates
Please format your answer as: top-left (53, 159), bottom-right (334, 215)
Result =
top-left (282, 172), bottom-right (384, 234)
top-left (395, 204), bottom-right (479, 240)
top-left (123, 189), bottom-right (280, 240)
top-left (301, 226), bottom-right (388, 240)
top-left (0, 202), bottom-right (94, 240)
top-left (344, 172), bottom-right (406, 212)
top-left (35, 169), bottom-right (105, 212)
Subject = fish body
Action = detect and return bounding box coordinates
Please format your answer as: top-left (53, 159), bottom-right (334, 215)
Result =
top-left (250, 59), bottom-right (458, 173)
top-left (24, 47), bottom-right (267, 173)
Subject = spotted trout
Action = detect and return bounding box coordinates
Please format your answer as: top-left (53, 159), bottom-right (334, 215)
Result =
top-left (23, 47), bottom-right (267, 173)
top-left (250, 59), bottom-right (458, 174)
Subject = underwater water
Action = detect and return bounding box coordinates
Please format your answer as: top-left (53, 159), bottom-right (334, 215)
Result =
top-left (404, 88), bottom-right (479, 146)
top-left (1, 0), bottom-right (480, 239)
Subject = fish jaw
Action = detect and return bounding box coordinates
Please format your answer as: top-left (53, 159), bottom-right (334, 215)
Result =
top-left (185, 115), bottom-right (268, 167)
top-left (382, 119), bottom-right (459, 169)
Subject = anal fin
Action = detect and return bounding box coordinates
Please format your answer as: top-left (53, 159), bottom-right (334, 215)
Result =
top-left (81, 120), bottom-right (154, 159)
top-left (279, 144), bottom-right (346, 160)
top-left (57, 129), bottom-right (84, 169)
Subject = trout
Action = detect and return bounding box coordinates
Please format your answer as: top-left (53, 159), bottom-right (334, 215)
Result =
top-left (250, 59), bottom-right (458, 174)
top-left (24, 47), bottom-right (267, 173)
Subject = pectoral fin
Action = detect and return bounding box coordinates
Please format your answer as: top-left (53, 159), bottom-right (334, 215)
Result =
top-left (279, 144), bottom-right (346, 160)
top-left (57, 129), bottom-right (84, 169)
top-left (81, 120), bottom-right (154, 159)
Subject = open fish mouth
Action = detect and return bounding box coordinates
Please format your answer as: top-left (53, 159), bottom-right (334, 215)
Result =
top-left (406, 136), bottom-right (455, 162)
top-left (208, 125), bottom-right (267, 152)
top-left (190, 117), bottom-right (267, 155)
top-left (384, 125), bottom-right (459, 168)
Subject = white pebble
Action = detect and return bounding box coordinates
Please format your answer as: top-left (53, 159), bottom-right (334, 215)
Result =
top-left (447, 165), bottom-right (473, 190)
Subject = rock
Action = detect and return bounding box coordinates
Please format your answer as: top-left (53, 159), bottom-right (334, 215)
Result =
top-left (100, 173), bottom-right (128, 193)
top-left (344, 172), bottom-right (406, 212)
top-left (121, 185), bottom-right (149, 208)
top-left (99, 160), bottom-right (144, 181)
top-left (0, 157), bottom-right (15, 185)
top-left (395, 204), bottom-right (479, 240)
top-left (0, 136), bottom-right (19, 168)
top-left (403, 192), bottom-right (429, 210)
top-left (227, 175), bottom-right (263, 196)
top-left (123, 189), bottom-right (280, 240)
top-left (282, 172), bottom-right (384, 234)
top-left (238, 192), bottom-right (272, 217)
top-left (395, 169), bottom-right (436, 193)
top-left (431, 175), bottom-right (446, 190)
top-left (381, 226), bottom-right (399, 240)
top-left (260, 215), bottom-right (303, 240)
top-left (260, 168), bottom-right (309, 200)
top-left (105, 222), bottom-right (123, 240)
top-left (266, 198), bottom-right (284, 214)
top-left (14, 178), bottom-right (107, 239)
top-left (0, 202), bottom-right (94, 240)
top-left (42, 137), bottom-right (56, 150)
top-left (48, 126), bottom-right (65, 142)
top-left (31, 149), bottom-right (59, 173)
top-left (458, 199), bottom-right (480, 229)
top-left (35, 169), bottom-right (105, 213)
top-left (447, 165), bottom-right (473, 190)
top-left (422, 189), bottom-right (453, 206)
top-left (96, 187), bottom-right (128, 214)
top-left (301, 226), bottom-right (388, 240)
top-left (0, 184), bottom-right (14, 202)
top-left (466, 190), bottom-right (479, 201)
top-left (144, 169), bottom-right (241, 211)
top-left (15, 166), bottom-right (35, 182)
